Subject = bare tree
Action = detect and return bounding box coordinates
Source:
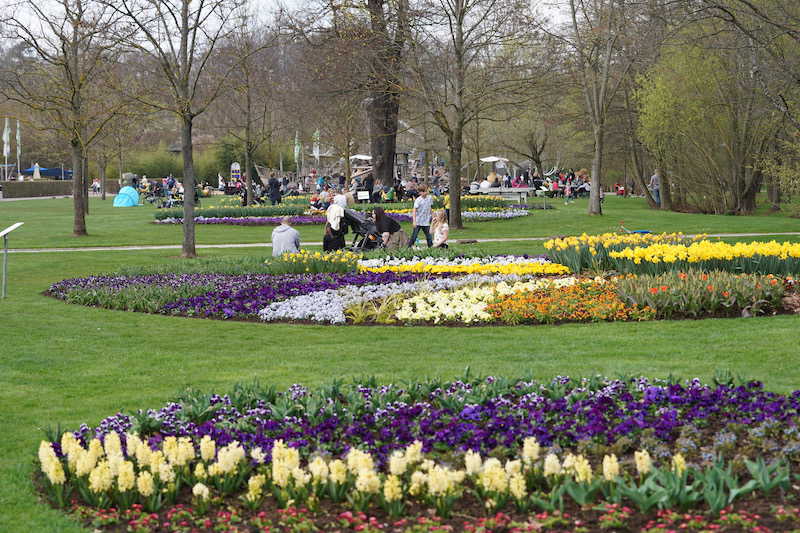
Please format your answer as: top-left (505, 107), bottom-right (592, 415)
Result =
top-left (697, 0), bottom-right (800, 131)
top-left (100, 0), bottom-right (245, 257)
top-left (560, 0), bottom-right (641, 215)
top-left (214, 18), bottom-right (279, 205)
top-left (2, 0), bottom-right (121, 236)
top-left (409, 0), bottom-right (544, 228)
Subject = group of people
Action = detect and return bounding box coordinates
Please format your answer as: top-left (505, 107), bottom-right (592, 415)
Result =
top-left (271, 183), bottom-right (449, 256)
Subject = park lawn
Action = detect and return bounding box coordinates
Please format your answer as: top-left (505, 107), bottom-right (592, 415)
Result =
top-left (2, 194), bottom-right (799, 249)
top-left (1, 245), bottom-right (800, 531)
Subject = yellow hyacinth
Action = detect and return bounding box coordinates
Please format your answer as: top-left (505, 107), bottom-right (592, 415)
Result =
top-left (199, 435), bottom-right (215, 461)
top-left (602, 454), bottom-right (620, 481)
top-left (117, 461), bottom-right (136, 492)
top-left (329, 459), bottom-right (348, 484)
top-left (464, 450), bottom-right (482, 475)
top-left (635, 450), bottom-right (653, 476)
top-left (383, 474), bottom-right (403, 502)
top-left (88, 460), bottom-right (113, 493)
top-left (193, 482), bottom-right (210, 501)
top-left (389, 450), bottom-right (408, 476)
top-left (308, 456), bottom-right (329, 481)
top-left (137, 471), bottom-right (154, 497)
top-left (509, 473), bottom-right (527, 500)
top-left (543, 453), bottom-right (562, 477)
top-left (521, 437), bottom-right (540, 466)
top-left (672, 453), bottom-right (687, 475)
top-left (355, 468), bottom-right (381, 494)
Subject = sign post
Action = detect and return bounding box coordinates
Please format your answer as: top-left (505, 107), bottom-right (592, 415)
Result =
top-left (230, 162), bottom-right (241, 182)
top-left (1, 222), bottom-right (24, 299)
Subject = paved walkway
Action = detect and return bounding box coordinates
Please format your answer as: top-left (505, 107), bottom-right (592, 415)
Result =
top-left (7, 232), bottom-right (800, 253)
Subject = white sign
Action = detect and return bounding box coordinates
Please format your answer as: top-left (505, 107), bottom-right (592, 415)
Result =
top-left (230, 162), bottom-right (241, 181)
top-left (357, 191), bottom-right (370, 200)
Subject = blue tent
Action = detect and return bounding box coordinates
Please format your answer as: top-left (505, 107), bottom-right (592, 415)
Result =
top-left (113, 186), bottom-right (139, 207)
top-left (21, 166), bottom-right (73, 179)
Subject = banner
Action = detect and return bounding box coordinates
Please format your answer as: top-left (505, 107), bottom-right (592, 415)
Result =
top-left (15, 120), bottom-right (20, 161)
top-left (2, 118), bottom-right (9, 159)
top-left (312, 130), bottom-right (320, 164)
top-left (293, 131), bottom-right (300, 166)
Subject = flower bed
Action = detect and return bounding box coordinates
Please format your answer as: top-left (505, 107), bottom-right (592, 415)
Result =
top-left (35, 376), bottom-right (800, 531)
top-left (154, 209), bottom-right (528, 225)
top-left (154, 215), bottom-right (327, 226)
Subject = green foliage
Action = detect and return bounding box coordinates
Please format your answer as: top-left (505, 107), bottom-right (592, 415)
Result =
top-left (636, 28), bottom-right (780, 214)
top-left (129, 144), bottom-right (183, 178)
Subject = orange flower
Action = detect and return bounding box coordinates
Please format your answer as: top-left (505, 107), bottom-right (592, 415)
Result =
top-left (722, 291), bottom-right (730, 298)
top-left (678, 273), bottom-right (687, 280)
top-left (660, 286), bottom-right (668, 292)
top-left (649, 287), bottom-right (659, 295)
top-left (770, 278), bottom-right (778, 286)
top-left (701, 274), bottom-right (709, 281)
top-left (706, 284), bottom-right (714, 292)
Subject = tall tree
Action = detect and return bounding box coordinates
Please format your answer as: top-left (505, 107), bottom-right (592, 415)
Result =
top-left (101, 0), bottom-right (245, 257)
top-left (364, 0), bottom-right (409, 186)
top-left (562, 0), bottom-right (640, 215)
top-left (2, 0), bottom-right (120, 236)
top-left (410, 0), bottom-right (543, 228)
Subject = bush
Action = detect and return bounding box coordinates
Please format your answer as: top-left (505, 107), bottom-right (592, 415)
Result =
top-left (615, 271), bottom-right (786, 318)
top-left (1, 180), bottom-right (73, 198)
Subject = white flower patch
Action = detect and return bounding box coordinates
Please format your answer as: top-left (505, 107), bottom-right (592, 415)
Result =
top-left (258, 274), bottom-right (539, 324)
top-left (395, 277), bottom-right (582, 324)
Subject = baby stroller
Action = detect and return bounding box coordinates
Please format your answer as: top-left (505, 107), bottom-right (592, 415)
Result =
top-left (343, 209), bottom-right (382, 252)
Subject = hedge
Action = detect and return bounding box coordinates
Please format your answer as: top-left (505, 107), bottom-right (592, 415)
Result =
top-left (0, 180), bottom-right (121, 198)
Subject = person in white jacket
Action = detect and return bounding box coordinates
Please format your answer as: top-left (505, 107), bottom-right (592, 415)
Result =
top-left (271, 217), bottom-right (301, 257)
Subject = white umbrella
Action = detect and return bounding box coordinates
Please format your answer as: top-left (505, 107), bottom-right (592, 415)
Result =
top-left (349, 154), bottom-right (372, 161)
top-left (479, 156), bottom-right (509, 163)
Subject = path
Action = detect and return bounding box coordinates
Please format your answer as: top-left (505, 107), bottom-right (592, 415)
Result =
top-left (7, 232), bottom-right (800, 253)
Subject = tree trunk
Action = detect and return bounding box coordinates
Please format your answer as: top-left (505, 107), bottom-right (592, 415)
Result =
top-left (588, 126), bottom-right (604, 215)
top-left (82, 156), bottom-right (89, 215)
top-left (71, 140), bottom-right (87, 236)
top-left (767, 173), bottom-right (781, 210)
top-left (99, 157), bottom-right (107, 201)
top-left (660, 167), bottom-right (673, 210)
top-left (180, 115), bottom-right (196, 258)
top-left (367, 93), bottom-right (399, 186)
top-left (448, 129), bottom-right (464, 229)
top-left (244, 143), bottom-right (252, 206)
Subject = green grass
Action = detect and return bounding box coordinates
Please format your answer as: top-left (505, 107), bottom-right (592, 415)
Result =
top-left (2, 194), bottom-right (798, 249)
top-left (2, 198), bottom-right (800, 531)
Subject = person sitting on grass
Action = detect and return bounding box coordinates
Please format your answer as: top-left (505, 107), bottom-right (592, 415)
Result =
top-left (431, 210), bottom-right (449, 248)
top-left (271, 216), bottom-right (301, 257)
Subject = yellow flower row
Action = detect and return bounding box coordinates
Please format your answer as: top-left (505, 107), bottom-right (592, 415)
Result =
top-left (358, 262), bottom-right (570, 276)
top-left (271, 250), bottom-right (361, 264)
top-left (609, 240), bottom-right (800, 264)
top-left (544, 232), bottom-right (702, 251)
top-left (41, 430), bottom-right (691, 518)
